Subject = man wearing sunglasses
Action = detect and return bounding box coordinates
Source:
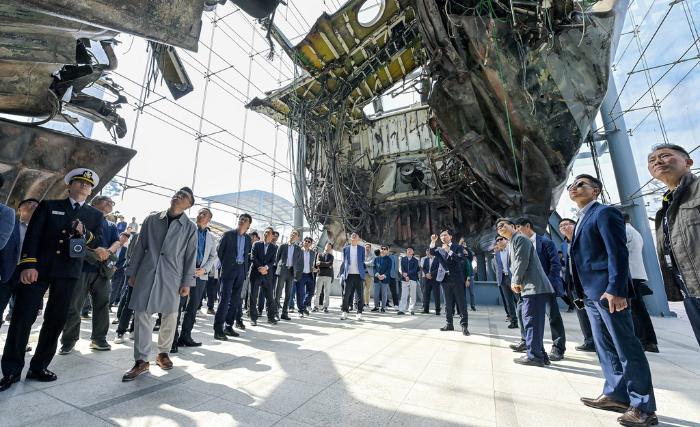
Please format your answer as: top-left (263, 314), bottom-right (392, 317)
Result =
top-left (648, 143), bottom-right (699, 348)
top-left (568, 174), bottom-right (656, 426)
top-left (122, 187), bottom-right (197, 381)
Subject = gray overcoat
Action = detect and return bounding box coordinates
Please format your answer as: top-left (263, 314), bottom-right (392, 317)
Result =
top-left (126, 211), bottom-right (197, 314)
top-left (508, 232), bottom-right (554, 297)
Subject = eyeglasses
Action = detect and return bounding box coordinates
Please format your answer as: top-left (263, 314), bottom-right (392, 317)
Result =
top-left (566, 181), bottom-right (592, 191)
top-left (495, 238), bottom-right (505, 242)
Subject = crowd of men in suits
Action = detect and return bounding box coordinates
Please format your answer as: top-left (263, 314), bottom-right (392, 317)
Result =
top-left (0, 143), bottom-right (698, 427)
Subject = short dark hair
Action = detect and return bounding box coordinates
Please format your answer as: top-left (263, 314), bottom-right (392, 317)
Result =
top-left (263, 227), bottom-right (274, 234)
top-left (19, 198), bottom-right (40, 208)
top-left (239, 213), bottom-right (252, 223)
top-left (622, 212), bottom-right (631, 222)
top-left (439, 228), bottom-right (453, 236)
top-left (91, 195), bottom-right (112, 206)
top-left (559, 217), bottom-right (577, 226)
top-left (651, 143), bottom-right (690, 159)
top-left (250, 231), bottom-right (260, 238)
top-left (374, 249), bottom-right (381, 256)
top-left (574, 174), bottom-right (602, 190)
top-left (179, 187), bottom-right (195, 205)
top-left (515, 217), bottom-right (533, 227)
top-left (198, 207), bottom-right (212, 218)
top-left (272, 231), bottom-right (280, 237)
top-left (406, 246), bottom-right (414, 251)
top-left (495, 217), bottom-right (514, 226)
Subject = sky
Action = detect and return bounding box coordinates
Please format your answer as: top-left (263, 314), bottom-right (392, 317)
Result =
top-left (49, 0), bottom-right (699, 235)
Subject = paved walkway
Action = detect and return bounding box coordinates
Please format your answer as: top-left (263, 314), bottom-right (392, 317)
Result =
top-left (1, 299), bottom-right (699, 426)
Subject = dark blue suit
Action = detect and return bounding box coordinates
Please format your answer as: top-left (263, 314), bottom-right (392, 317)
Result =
top-left (421, 256), bottom-right (440, 313)
top-left (570, 202), bottom-right (655, 412)
top-left (215, 230), bottom-right (252, 332)
top-left (0, 220), bottom-right (21, 320)
top-left (431, 243), bottom-right (468, 327)
top-left (373, 255), bottom-right (391, 309)
top-left (249, 241), bottom-right (277, 322)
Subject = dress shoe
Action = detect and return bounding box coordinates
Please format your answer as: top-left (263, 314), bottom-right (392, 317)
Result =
top-left (58, 344), bottom-right (74, 355)
top-left (281, 314), bottom-right (291, 321)
top-left (543, 354), bottom-right (551, 366)
top-left (250, 320), bottom-right (258, 326)
top-left (440, 324), bottom-right (454, 331)
top-left (617, 407), bottom-right (659, 426)
top-left (644, 343), bottom-right (660, 353)
top-left (214, 331), bottom-right (228, 341)
top-left (207, 308), bottom-right (216, 315)
top-left (90, 340), bottom-right (112, 351)
top-left (115, 334), bottom-right (126, 344)
top-left (507, 322), bottom-right (519, 329)
top-left (81, 313), bottom-right (90, 319)
top-left (580, 395), bottom-right (630, 413)
top-left (267, 319), bottom-right (278, 325)
top-left (462, 327), bottom-right (470, 336)
top-left (235, 321), bottom-right (246, 330)
top-left (111, 319), bottom-right (119, 324)
top-left (380, 308), bottom-right (386, 313)
top-left (513, 355), bottom-right (544, 367)
top-left (224, 326), bottom-right (239, 337)
top-left (410, 311), bottom-right (415, 315)
top-left (156, 353), bottom-right (173, 370)
top-left (122, 360), bottom-right (149, 382)
top-left (422, 310), bottom-right (429, 314)
top-left (312, 307), bottom-right (319, 312)
top-left (0, 374), bottom-right (20, 392)
top-left (471, 306), bottom-right (477, 311)
top-left (371, 307), bottom-right (379, 312)
top-left (576, 343), bottom-right (596, 352)
top-left (435, 312), bottom-right (441, 316)
top-left (397, 311), bottom-right (405, 315)
top-left (323, 308), bottom-right (329, 313)
top-left (289, 308), bottom-right (295, 313)
top-left (170, 344), bottom-right (178, 354)
top-left (25, 346), bottom-right (32, 352)
top-left (26, 368), bottom-right (57, 382)
top-left (178, 336), bottom-right (202, 347)
top-left (548, 349), bottom-right (564, 361)
top-left (509, 341), bottom-right (527, 353)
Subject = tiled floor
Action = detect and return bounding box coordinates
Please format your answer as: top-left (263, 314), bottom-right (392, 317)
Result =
top-left (1, 299), bottom-right (699, 426)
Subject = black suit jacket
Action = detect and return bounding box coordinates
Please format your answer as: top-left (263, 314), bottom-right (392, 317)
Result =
top-left (250, 241), bottom-right (276, 282)
top-left (430, 243), bottom-right (465, 285)
top-left (0, 220), bottom-right (20, 284)
top-left (217, 229), bottom-right (252, 280)
top-left (19, 198), bottom-right (103, 281)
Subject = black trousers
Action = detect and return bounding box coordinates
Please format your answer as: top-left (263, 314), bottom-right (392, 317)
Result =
top-left (388, 278), bottom-right (399, 305)
top-left (630, 279), bottom-right (658, 346)
top-left (116, 282), bottom-right (134, 335)
top-left (342, 274), bottom-right (363, 313)
top-left (205, 277), bottom-right (219, 309)
top-left (499, 273), bottom-right (517, 321)
top-left (575, 305), bottom-right (595, 347)
top-left (176, 278), bottom-right (208, 341)
top-left (422, 278), bottom-right (441, 313)
top-left (442, 277), bottom-right (468, 327)
top-left (2, 278), bottom-right (75, 376)
top-left (250, 274), bottom-right (276, 322)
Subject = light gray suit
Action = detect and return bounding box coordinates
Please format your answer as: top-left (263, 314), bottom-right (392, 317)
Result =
top-left (509, 232), bottom-right (554, 296)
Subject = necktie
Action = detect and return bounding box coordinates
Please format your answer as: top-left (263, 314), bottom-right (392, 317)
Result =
top-left (73, 202), bottom-right (80, 211)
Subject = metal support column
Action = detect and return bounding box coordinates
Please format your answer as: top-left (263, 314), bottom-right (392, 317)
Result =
top-left (293, 121), bottom-right (305, 231)
top-left (600, 76), bottom-right (672, 316)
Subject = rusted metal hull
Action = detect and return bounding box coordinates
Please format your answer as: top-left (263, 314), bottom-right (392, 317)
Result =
top-left (0, 120), bottom-right (136, 206)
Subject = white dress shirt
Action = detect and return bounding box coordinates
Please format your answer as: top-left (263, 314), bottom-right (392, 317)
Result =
top-left (348, 245), bottom-right (360, 274)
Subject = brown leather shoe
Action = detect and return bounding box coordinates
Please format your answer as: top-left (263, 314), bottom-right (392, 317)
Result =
top-left (155, 353), bottom-right (173, 370)
top-left (617, 407), bottom-right (658, 426)
top-left (122, 360), bottom-right (149, 382)
top-left (581, 395), bottom-right (629, 413)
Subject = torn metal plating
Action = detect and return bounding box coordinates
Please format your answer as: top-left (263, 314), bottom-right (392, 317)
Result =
top-left (249, 0), bottom-right (628, 251)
